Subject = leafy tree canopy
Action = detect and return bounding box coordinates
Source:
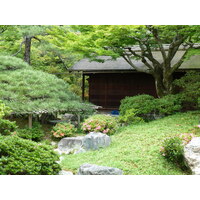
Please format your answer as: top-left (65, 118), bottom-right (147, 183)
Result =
top-left (61, 25), bottom-right (200, 97)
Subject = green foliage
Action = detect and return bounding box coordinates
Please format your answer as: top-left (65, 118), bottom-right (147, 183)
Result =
top-left (155, 95), bottom-right (182, 115)
top-left (0, 55), bottom-right (30, 71)
top-left (0, 25), bottom-right (85, 98)
top-left (0, 101), bottom-right (11, 119)
top-left (0, 119), bottom-right (17, 136)
top-left (0, 56), bottom-right (94, 116)
top-left (120, 94), bottom-right (182, 121)
top-left (0, 136), bottom-right (61, 175)
top-left (174, 71), bottom-right (200, 109)
top-left (120, 94), bottom-right (156, 116)
top-left (51, 122), bottom-right (76, 138)
top-left (119, 108), bottom-right (144, 125)
top-left (82, 114), bottom-right (118, 135)
top-left (160, 132), bottom-right (195, 170)
top-left (16, 122), bottom-right (44, 142)
top-left (160, 136), bottom-right (185, 168)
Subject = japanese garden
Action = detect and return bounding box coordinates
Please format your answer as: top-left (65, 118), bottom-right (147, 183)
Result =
top-left (0, 25), bottom-right (200, 175)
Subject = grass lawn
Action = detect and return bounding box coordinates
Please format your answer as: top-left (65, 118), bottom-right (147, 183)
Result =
top-left (60, 111), bottom-right (200, 175)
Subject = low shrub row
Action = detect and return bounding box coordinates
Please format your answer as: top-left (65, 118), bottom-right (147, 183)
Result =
top-left (119, 94), bottom-right (182, 123)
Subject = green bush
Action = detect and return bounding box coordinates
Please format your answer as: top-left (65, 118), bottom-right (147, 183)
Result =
top-left (120, 94), bottom-right (156, 116)
top-left (160, 136), bottom-right (185, 168)
top-left (119, 108), bottom-right (144, 125)
top-left (0, 119), bottom-right (17, 135)
top-left (174, 71), bottom-right (200, 109)
top-left (160, 133), bottom-right (194, 170)
top-left (82, 114), bottom-right (118, 135)
top-left (51, 122), bottom-right (76, 139)
top-left (16, 122), bottom-right (44, 142)
top-left (120, 94), bottom-right (182, 121)
top-left (0, 136), bottom-right (61, 175)
top-left (155, 94), bottom-right (182, 115)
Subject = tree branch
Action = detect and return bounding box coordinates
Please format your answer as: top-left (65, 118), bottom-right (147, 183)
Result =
top-left (146, 25), bottom-right (167, 61)
top-left (12, 40), bottom-right (25, 57)
top-left (122, 52), bottom-right (152, 74)
top-left (171, 49), bottom-right (190, 73)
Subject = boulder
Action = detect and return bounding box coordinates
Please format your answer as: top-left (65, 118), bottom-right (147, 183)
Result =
top-left (83, 132), bottom-right (111, 150)
top-left (184, 137), bottom-right (200, 175)
top-left (77, 163), bottom-right (123, 175)
top-left (57, 132), bottom-right (111, 154)
top-left (58, 136), bottom-right (85, 154)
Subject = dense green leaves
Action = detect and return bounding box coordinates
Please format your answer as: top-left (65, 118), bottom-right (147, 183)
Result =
top-left (0, 136), bottom-right (61, 175)
top-left (0, 56), bottom-right (94, 116)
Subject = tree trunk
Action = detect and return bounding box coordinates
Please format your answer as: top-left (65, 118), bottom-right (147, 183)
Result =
top-left (28, 114), bottom-right (33, 129)
top-left (24, 36), bottom-right (32, 64)
top-left (154, 72), bottom-right (174, 98)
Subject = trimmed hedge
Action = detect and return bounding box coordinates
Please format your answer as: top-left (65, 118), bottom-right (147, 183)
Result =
top-left (0, 136), bottom-right (61, 175)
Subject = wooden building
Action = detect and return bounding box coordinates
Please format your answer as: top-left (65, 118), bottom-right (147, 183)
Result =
top-left (70, 51), bottom-right (200, 110)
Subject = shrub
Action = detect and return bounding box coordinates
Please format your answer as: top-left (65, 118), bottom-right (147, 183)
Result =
top-left (174, 71), bottom-right (200, 109)
top-left (51, 122), bottom-right (76, 139)
top-left (0, 119), bottom-right (17, 136)
top-left (16, 122), bottom-right (44, 142)
top-left (120, 94), bottom-right (156, 116)
top-left (155, 94), bottom-right (182, 115)
top-left (160, 136), bottom-right (185, 167)
top-left (119, 108), bottom-right (144, 125)
top-left (120, 94), bottom-right (182, 121)
top-left (81, 114), bottom-right (118, 135)
top-left (0, 136), bottom-right (61, 175)
top-left (160, 133), bottom-right (194, 169)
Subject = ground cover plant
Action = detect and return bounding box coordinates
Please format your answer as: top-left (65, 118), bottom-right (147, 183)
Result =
top-left (60, 111), bottom-right (200, 175)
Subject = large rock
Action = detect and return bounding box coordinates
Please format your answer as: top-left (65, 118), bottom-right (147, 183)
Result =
top-left (57, 132), bottom-right (111, 154)
top-left (77, 163), bottom-right (123, 175)
top-left (184, 137), bottom-right (200, 175)
top-left (58, 136), bottom-right (85, 154)
top-left (83, 132), bottom-right (111, 150)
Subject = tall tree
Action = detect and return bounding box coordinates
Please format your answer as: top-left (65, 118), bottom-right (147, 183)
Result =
top-left (0, 25), bottom-right (85, 97)
top-left (65, 25), bottom-right (200, 97)
top-left (0, 55), bottom-right (94, 127)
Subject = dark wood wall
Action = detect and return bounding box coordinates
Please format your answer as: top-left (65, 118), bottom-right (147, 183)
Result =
top-left (88, 73), bottom-right (157, 109)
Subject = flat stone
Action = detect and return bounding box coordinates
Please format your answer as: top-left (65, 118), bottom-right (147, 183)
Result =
top-left (57, 132), bottom-right (111, 154)
top-left (59, 170), bottom-right (73, 175)
top-left (184, 137), bottom-right (200, 175)
top-left (77, 163), bottom-right (123, 175)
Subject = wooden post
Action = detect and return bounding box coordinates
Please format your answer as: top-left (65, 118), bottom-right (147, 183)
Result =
top-left (82, 73), bottom-right (85, 102)
top-left (28, 114), bottom-right (33, 129)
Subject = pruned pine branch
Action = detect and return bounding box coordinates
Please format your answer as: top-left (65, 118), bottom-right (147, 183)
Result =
top-left (32, 36), bottom-right (41, 42)
top-left (12, 40), bottom-right (25, 57)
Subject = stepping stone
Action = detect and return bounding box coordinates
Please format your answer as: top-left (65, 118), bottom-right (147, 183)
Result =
top-left (77, 163), bottom-right (123, 175)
